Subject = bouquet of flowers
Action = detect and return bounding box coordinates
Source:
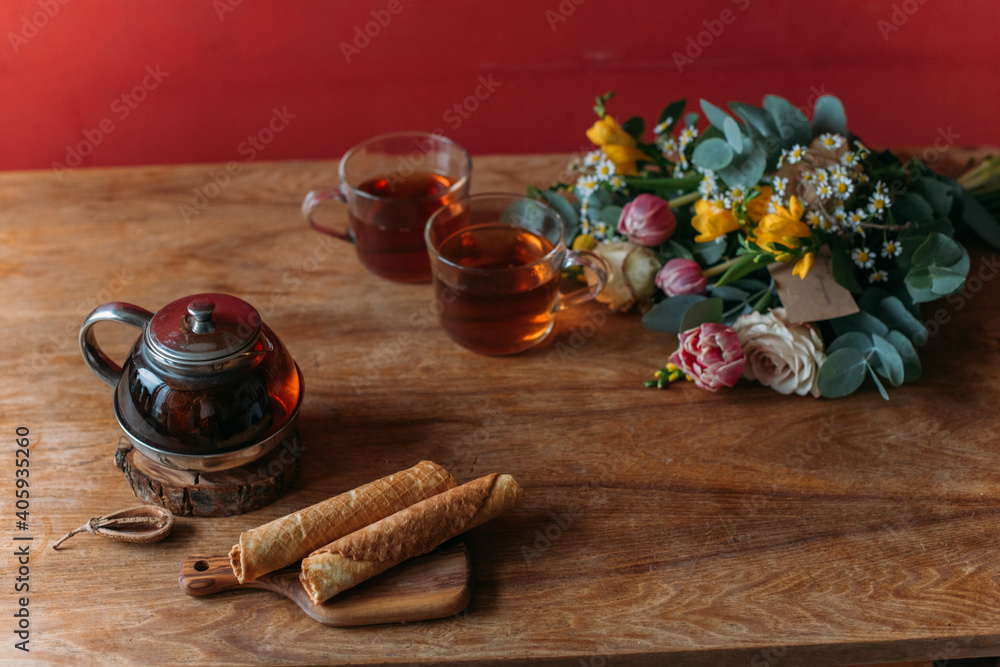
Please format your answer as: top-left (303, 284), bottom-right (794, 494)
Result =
top-left (529, 92), bottom-right (1000, 399)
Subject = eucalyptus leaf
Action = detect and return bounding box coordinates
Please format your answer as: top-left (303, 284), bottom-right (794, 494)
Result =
top-left (871, 333), bottom-right (905, 387)
top-left (858, 286), bottom-right (892, 314)
top-left (598, 205), bottom-right (623, 227)
top-left (722, 117), bottom-right (744, 152)
top-left (826, 331), bottom-right (874, 356)
top-left (694, 240), bottom-right (727, 265)
top-left (729, 102), bottom-right (779, 139)
top-left (667, 240), bottom-right (695, 261)
top-left (641, 295), bottom-right (706, 333)
top-left (868, 365), bottom-right (890, 401)
top-left (830, 310), bottom-right (889, 338)
top-left (684, 112), bottom-right (700, 127)
top-left (762, 95), bottom-right (811, 148)
top-left (693, 138), bottom-right (735, 171)
top-left (502, 199), bottom-right (548, 229)
top-left (810, 95), bottom-right (848, 136)
top-left (708, 285), bottom-right (749, 302)
top-left (538, 190), bottom-right (579, 228)
top-left (679, 297), bottom-right (724, 332)
top-left (886, 330), bottom-right (922, 383)
top-left (914, 178), bottom-right (954, 218)
top-left (893, 192), bottom-right (934, 226)
top-left (876, 296), bottom-right (928, 344)
top-left (719, 140), bottom-right (767, 189)
top-left (817, 347), bottom-right (867, 398)
top-left (699, 99), bottom-right (733, 130)
top-left (962, 190), bottom-right (1000, 251)
top-left (928, 265), bottom-right (967, 295)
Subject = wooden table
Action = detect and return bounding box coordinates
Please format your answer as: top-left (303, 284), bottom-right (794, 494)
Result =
top-left (2, 151), bottom-right (1000, 666)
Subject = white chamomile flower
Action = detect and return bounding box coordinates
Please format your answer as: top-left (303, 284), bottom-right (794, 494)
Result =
top-left (832, 207), bottom-right (847, 226)
top-left (806, 211), bottom-right (822, 228)
top-left (661, 136), bottom-right (678, 154)
top-left (833, 179), bottom-right (854, 200)
top-left (849, 209), bottom-right (866, 228)
top-left (580, 218), bottom-right (592, 234)
top-left (874, 181), bottom-right (889, 196)
top-left (726, 186), bottom-right (746, 204)
top-left (841, 151), bottom-right (860, 169)
top-left (583, 150), bottom-right (602, 167)
top-left (785, 144), bottom-right (806, 165)
top-left (857, 172), bottom-right (870, 184)
top-left (814, 169), bottom-right (830, 184)
top-left (852, 246), bottom-right (875, 269)
top-left (882, 240), bottom-right (902, 258)
top-left (679, 126), bottom-right (698, 146)
top-left (610, 175), bottom-right (626, 191)
top-left (714, 235), bottom-right (726, 244)
top-left (854, 141), bottom-right (870, 159)
top-left (816, 182), bottom-right (834, 200)
top-left (771, 177), bottom-right (788, 198)
top-left (870, 269), bottom-right (889, 283)
top-left (868, 192), bottom-right (891, 217)
top-left (576, 175), bottom-right (598, 199)
top-left (596, 222), bottom-right (608, 238)
top-left (819, 133), bottom-right (843, 150)
top-left (801, 170), bottom-right (816, 184)
top-left (722, 196), bottom-right (733, 210)
top-left (818, 217), bottom-right (838, 233)
top-left (594, 159), bottom-right (615, 181)
top-left (698, 171), bottom-right (718, 198)
top-left (654, 118), bottom-right (673, 134)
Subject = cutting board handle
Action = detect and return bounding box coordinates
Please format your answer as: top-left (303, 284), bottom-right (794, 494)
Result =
top-left (178, 554), bottom-right (242, 596)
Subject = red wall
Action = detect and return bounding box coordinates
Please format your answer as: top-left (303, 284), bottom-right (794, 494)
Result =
top-left (1, 0), bottom-right (998, 172)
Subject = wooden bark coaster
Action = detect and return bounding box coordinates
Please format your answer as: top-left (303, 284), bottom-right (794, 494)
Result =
top-left (114, 430), bottom-right (301, 517)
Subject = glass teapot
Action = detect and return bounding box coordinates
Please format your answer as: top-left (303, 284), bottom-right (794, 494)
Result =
top-left (79, 293), bottom-right (303, 472)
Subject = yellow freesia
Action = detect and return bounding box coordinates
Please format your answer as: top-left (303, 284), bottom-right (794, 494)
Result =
top-left (752, 196), bottom-right (812, 249)
top-left (744, 186), bottom-right (774, 224)
top-left (572, 233), bottom-right (597, 251)
top-left (585, 115), bottom-right (648, 175)
top-left (793, 251), bottom-right (815, 279)
top-left (691, 198), bottom-right (740, 243)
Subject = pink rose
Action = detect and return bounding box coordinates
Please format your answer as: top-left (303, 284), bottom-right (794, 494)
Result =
top-left (669, 323), bottom-right (746, 392)
top-left (656, 258), bottom-right (707, 297)
top-left (617, 194), bottom-right (676, 246)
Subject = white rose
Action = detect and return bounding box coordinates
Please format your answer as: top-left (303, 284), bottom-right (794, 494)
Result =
top-left (732, 307), bottom-right (826, 397)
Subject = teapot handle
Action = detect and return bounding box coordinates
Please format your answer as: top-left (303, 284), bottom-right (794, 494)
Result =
top-left (79, 303), bottom-right (154, 387)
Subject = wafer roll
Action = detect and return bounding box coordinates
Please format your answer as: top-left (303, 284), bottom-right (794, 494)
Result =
top-left (299, 473), bottom-right (524, 604)
top-left (229, 461), bottom-right (455, 583)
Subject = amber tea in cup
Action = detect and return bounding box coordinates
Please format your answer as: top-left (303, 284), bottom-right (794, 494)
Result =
top-left (303, 132), bottom-right (471, 283)
top-left (425, 194), bottom-right (610, 355)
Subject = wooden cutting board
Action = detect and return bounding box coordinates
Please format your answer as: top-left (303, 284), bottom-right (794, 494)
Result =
top-left (178, 541), bottom-right (472, 626)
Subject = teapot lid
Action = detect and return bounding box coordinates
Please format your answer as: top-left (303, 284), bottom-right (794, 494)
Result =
top-left (145, 293), bottom-right (261, 364)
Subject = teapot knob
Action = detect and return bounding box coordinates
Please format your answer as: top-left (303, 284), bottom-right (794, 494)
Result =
top-left (187, 299), bottom-right (216, 334)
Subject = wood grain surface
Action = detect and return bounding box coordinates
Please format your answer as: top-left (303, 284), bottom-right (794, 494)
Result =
top-left (2, 150), bottom-right (1000, 665)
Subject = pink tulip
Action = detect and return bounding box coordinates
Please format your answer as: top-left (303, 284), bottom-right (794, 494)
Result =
top-left (617, 194), bottom-right (676, 246)
top-left (669, 323), bottom-right (745, 392)
top-left (656, 258), bottom-right (707, 297)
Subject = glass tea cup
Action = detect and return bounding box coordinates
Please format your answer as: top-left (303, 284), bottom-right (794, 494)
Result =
top-left (425, 193), bottom-right (610, 355)
top-left (302, 132), bottom-right (471, 283)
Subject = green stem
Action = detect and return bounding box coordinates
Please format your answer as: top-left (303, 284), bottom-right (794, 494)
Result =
top-left (667, 191), bottom-right (701, 208)
top-left (702, 255), bottom-right (742, 278)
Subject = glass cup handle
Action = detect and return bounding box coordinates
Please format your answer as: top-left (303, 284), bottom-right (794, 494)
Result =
top-left (559, 249), bottom-right (611, 311)
top-left (302, 187), bottom-right (353, 242)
